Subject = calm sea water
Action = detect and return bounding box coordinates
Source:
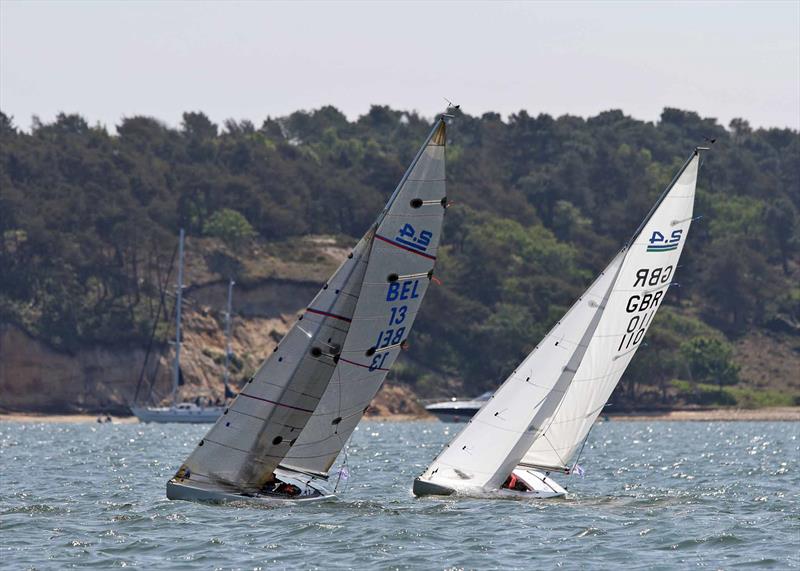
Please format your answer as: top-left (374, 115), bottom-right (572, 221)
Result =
top-left (1, 419), bottom-right (798, 570)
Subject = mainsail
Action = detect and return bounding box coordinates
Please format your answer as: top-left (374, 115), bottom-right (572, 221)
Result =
top-left (415, 149), bottom-right (702, 495)
top-left (280, 119), bottom-right (448, 476)
top-left (171, 117), bottom-right (449, 495)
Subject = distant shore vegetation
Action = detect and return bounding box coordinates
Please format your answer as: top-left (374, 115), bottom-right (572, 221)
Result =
top-left (1, 106), bottom-right (797, 408)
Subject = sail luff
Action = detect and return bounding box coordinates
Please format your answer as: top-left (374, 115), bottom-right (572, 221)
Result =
top-left (625, 149), bottom-right (701, 248)
top-left (376, 118), bottom-right (447, 224)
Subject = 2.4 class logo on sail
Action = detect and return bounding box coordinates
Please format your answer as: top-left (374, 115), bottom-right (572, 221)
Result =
top-left (646, 229), bottom-right (683, 252)
top-left (395, 223), bottom-right (432, 253)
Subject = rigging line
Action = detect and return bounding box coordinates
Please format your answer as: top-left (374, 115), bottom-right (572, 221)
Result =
top-left (334, 435), bottom-right (352, 494)
top-left (133, 241), bottom-right (179, 405)
top-left (541, 432), bottom-right (570, 471)
top-left (529, 254), bottom-right (626, 458)
top-left (569, 428), bottom-right (593, 475)
top-left (336, 361), bottom-right (343, 437)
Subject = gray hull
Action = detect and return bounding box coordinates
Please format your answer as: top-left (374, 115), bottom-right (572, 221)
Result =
top-left (412, 477), bottom-right (455, 496)
top-left (166, 479), bottom-right (332, 505)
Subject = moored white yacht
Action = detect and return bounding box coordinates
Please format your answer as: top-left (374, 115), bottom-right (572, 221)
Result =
top-left (425, 391), bottom-right (492, 422)
top-left (132, 232), bottom-right (233, 424)
top-left (131, 401), bottom-right (223, 424)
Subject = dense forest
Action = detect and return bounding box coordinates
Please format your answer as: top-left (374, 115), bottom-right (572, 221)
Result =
top-left (1, 106), bottom-right (798, 408)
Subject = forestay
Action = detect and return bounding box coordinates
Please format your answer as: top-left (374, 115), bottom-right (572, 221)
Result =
top-left (415, 149), bottom-right (701, 495)
top-left (281, 119), bottom-right (448, 476)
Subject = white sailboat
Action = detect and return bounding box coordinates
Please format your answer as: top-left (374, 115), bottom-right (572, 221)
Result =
top-left (167, 115), bottom-right (450, 503)
top-left (414, 147), bottom-right (705, 498)
top-left (131, 230), bottom-right (230, 423)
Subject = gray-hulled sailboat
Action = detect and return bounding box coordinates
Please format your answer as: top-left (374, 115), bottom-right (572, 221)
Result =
top-left (167, 114), bottom-right (450, 503)
top-left (414, 147), bottom-right (705, 498)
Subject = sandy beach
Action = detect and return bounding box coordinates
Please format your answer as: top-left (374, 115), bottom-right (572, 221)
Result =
top-left (0, 413), bottom-right (140, 424)
top-left (605, 407), bottom-right (800, 422)
top-left (1, 407), bottom-right (799, 423)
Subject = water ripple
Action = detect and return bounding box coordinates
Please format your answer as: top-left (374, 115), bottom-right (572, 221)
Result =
top-left (0, 420), bottom-right (797, 569)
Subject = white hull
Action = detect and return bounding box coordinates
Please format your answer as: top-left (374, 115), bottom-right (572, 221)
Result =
top-left (426, 409), bottom-right (479, 423)
top-left (131, 405), bottom-right (223, 423)
top-left (413, 468), bottom-right (567, 499)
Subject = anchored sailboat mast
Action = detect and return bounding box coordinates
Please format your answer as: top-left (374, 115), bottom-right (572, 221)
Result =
top-left (170, 228), bottom-right (185, 407)
top-left (223, 278), bottom-right (235, 398)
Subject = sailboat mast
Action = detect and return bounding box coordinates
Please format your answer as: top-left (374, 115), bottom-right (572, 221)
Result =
top-left (223, 278), bottom-right (235, 397)
top-left (171, 228), bottom-right (185, 407)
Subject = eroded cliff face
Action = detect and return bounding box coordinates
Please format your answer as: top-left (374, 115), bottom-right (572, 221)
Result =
top-left (0, 236), bottom-right (428, 416)
top-left (0, 323), bottom-right (153, 413)
top-left (0, 279), bottom-right (301, 413)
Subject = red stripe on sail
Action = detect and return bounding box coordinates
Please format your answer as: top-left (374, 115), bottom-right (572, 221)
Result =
top-left (239, 392), bottom-right (315, 413)
top-left (306, 308), bottom-right (352, 323)
top-left (339, 357), bottom-right (389, 372)
top-left (374, 235), bottom-right (437, 260)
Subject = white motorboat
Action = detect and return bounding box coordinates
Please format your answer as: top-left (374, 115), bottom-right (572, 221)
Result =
top-left (425, 391), bottom-right (492, 422)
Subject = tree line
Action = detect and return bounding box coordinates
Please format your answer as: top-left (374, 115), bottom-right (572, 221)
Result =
top-left (0, 106), bottom-right (797, 407)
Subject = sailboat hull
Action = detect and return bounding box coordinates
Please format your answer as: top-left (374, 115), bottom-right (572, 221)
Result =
top-left (166, 479), bottom-right (333, 505)
top-left (412, 477), bottom-right (456, 496)
top-left (166, 466), bottom-right (334, 505)
top-left (413, 469), bottom-right (566, 499)
top-left (131, 405), bottom-right (223, 424)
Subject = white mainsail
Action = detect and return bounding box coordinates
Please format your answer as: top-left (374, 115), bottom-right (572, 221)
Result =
top-left (415, 149), bottom-right (702, 496)
top-left (169, 117), bottom-right (449, 497)
top-left (280, 119), bottom-right (448, 476)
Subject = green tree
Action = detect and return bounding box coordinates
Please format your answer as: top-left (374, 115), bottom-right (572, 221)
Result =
top-left (203, 209), bottom-right (256, 250)
top-left (680, 337), bottom-right (740, 392)
top-left (764, 196), bottom-right (798, 275)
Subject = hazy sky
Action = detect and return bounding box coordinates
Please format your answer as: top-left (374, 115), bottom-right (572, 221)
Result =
top-left (1, 1), bottom-right (798, 131)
